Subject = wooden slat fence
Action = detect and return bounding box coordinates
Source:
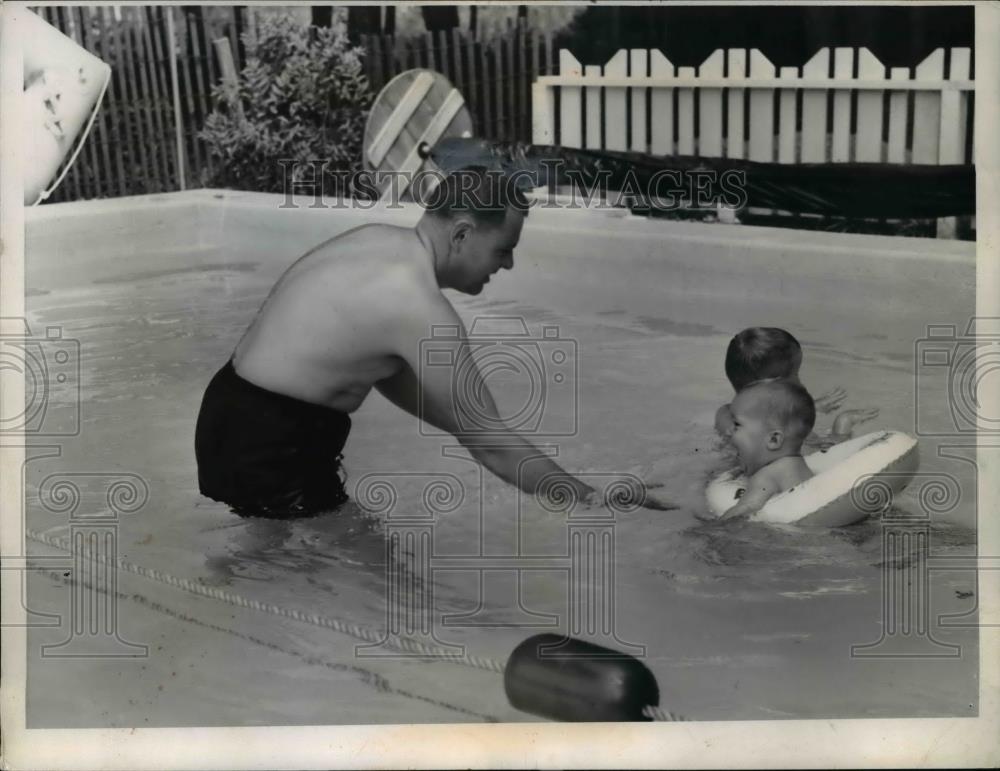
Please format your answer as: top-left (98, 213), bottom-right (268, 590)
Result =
top-left (38, 10), bottom-right (552, 203)
top-left (31, 7), bottom-right (974, 239)
top-left (35, 4), bottom-right (241, 203)
top-left (532, 47), bottom-right (974, 164)
top-left (532, 47), bottom-right (975, 235)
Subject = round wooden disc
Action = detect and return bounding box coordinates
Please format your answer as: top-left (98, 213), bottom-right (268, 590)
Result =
top-left (364, 69), bottom-right (474, 193)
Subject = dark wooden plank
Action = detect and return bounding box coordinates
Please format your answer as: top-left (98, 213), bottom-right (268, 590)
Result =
top-left (517, 26), bottom-right (528, 140)
top-left (156, 6), bottom-right (186, 187)
top-left (140, 6), bottom-right (174, 188)
top-left (119, 6), bottom-right (153, 193)
top-left (493, 39), bottom-right (504, 139)
top-left (392, 36), bottom-right (405, 80)
top-left (359, 34), bottom-right (371, 85)
top-left (544, 31), bottom-right (554, 75)
top-left (227, 18), bottom-right (241, 73)
top-left (409, 38), bottom-right (420, 72)
top-left (127, 6), bottom-right (165, 191)
top-left (175, 9), bottom-right (203, 182)
top-left (529, 28), bottom-right (540, 86)
top-left (382, 34), bottom-right (395, 85)
top-left (508, 32), bottom-right (517, 138)
top-left (478, 38), bottom-right (491, 138)
top-left (460, 31), bottom-right (475, 127)
top-left (152, 6), bottom-right (182, 184)
top-left (371, 34), bottom-right (385, 92)
top-left (73, 6), bottom-right (100, 197)
top-left (134, 6), bottom-right (166, 190)
top-left (78, 6), bottom-right (109, 198)
top-left (77, 5), bottom-right (111, 198)
top-left (184, 12), bottom-right (207, 120)
top-left (449, 28), bottom-right (461, 86)
top-left (437, 30), bottom-right (450, 84)
top-left (423, 31), bottom-right (434, 71)
top-left (233, 5), bottom-right (245, 69)
top-left (103, 7), bottom-right (131, 195)
top-left (199, 7), bottom-right (219, 89)
top-left (501, 33), bottom-right (512, 141)
top-left (106, 7), bottom-right (134, 195)
top-left (185, 11), bottom-right (214, 178)
top-left (508, 32), bottom-right (518, 140)
top-left (467, 36), bottom-right (480, 135)
top-left (95, 5), bottom-right (129, 196)
top-left (451, 28), bottom-right (465, 95)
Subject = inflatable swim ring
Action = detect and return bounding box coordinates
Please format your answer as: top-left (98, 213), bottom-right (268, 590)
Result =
top-left (706, 430), bottom-right (919, 527)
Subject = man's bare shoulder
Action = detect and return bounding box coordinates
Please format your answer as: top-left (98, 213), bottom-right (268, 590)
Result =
top-left (305, 223), bottom-right (413, 263)
top-left (300, 225), bottom-right (428, 291)
top-left (308, 222), bottom-right (456, 326)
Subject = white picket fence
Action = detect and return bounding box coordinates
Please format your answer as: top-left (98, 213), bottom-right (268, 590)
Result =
top-left (531, 46), bottom-right (974, 235)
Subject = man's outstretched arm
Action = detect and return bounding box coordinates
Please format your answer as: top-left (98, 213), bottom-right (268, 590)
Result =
top-left (378, 298), bottom-right (675, 511)
top-left (375, 361), bottom-right (597, 505)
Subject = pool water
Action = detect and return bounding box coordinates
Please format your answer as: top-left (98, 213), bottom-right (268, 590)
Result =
top-left (24, 191), bottom-right (979, 726)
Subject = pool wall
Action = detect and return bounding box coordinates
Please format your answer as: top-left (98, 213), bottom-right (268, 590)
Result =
top-left (27, 189), bottom-right (975, 319)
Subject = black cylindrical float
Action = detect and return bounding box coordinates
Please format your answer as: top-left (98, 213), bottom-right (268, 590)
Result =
top-left (504, 634), bottom-right (660, 722)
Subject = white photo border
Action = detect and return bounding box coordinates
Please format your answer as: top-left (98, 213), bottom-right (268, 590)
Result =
top-left (1, 1), bottom-right (997, 768)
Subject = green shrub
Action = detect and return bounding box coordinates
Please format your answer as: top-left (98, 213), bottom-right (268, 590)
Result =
top-left (200, 15), bottom-right (372, 193)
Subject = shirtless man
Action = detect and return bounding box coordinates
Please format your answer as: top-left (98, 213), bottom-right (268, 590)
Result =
top-left (195, 168), bottom-right (672, 519)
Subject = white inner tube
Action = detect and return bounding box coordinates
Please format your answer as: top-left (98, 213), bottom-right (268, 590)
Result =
top-left (706, 430), bottom-right (920, 527)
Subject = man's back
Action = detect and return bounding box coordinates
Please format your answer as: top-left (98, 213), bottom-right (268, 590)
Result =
top-left (232, 223), bottom-right (438, 413)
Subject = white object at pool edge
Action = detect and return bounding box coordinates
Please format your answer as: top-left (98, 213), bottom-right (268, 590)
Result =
top-left (706, 430), bottom-right (920, 527)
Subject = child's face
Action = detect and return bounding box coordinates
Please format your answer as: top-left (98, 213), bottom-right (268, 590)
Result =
top-left (728, 392), bottom-right (781, 473)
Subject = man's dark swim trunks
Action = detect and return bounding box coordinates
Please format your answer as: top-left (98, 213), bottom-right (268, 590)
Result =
top-left (195, 360), bottom-right (351, 519)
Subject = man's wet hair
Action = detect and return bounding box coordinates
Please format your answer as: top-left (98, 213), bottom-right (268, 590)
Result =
top-left (725, 327), bottom-right (803, 391)
top-left (742, 379), bottom-right (816, 445)
top-left (423, 166), bottom-right (530, 227)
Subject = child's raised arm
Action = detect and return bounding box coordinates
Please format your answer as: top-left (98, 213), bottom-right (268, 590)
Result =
top-left (814, 387), bottom-right (848, 414)
top-left (804, 406), bottom-right (881, 450)
top-left (831, 407), bottom-right (879, 438)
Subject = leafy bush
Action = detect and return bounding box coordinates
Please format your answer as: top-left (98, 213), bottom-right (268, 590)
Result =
top-left (200, 15), bottom-right (372, 192)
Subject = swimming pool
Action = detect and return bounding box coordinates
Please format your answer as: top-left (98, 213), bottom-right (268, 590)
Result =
top-left (24, 189), bottom-right (979, 726)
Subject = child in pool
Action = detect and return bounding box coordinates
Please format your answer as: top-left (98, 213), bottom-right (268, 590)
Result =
top-left (714, 327), bottom-right (877, 447)
top-left (720, 379), bottom-right (816, 520)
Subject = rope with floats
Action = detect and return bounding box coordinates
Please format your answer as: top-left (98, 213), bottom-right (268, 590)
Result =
top-left (25, 526), bottom-right (685, 722)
